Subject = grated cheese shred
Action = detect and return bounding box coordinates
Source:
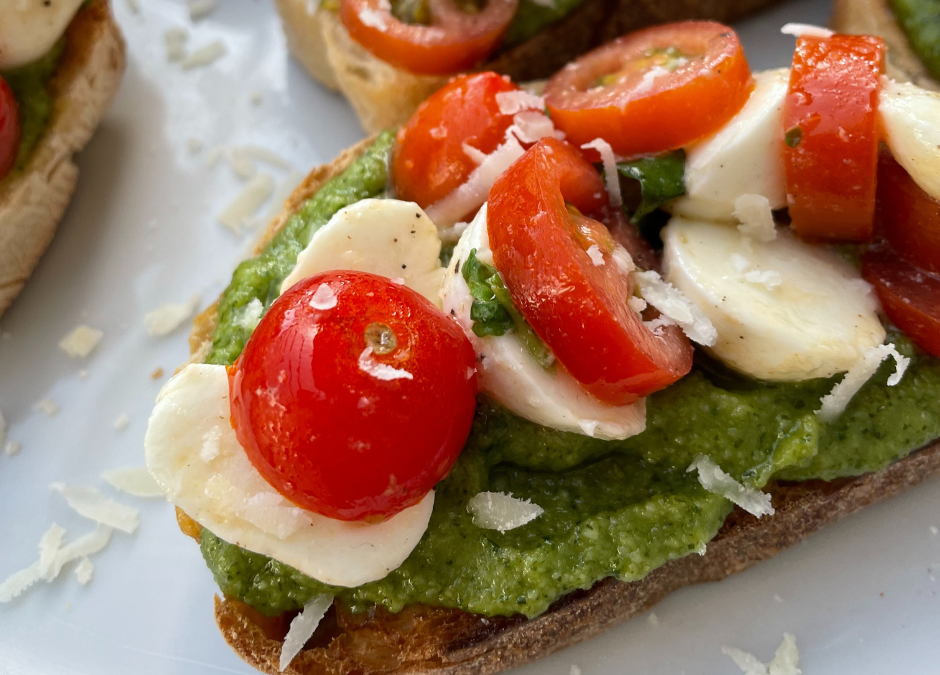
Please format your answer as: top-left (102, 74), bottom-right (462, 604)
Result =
top-left (467, 492), bottom-right (544, 533)
top-left (279, 594), bottom-right (334, 671)
top-left (688, 455), bottom-right (774, 518)
top-left (817, 344), bottom-right (910, 421)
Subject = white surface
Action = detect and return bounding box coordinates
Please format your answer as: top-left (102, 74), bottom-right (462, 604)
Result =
top-left (0, 0), bottom-right (937, 673)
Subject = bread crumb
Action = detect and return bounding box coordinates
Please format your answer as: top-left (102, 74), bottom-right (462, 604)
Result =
top-left (569, 666), bottom-right (581, 675)
top-left (165, 27), bottom-right (188, 62)
top-left (774, 594), bottom-right (784, 602)
top-left (59, 325), bottom-right (104, 358)
top-left (151, 367), bottom-right (165, 380)
top-left (930, 525), bottom-right (938, 535)
top-left (113, 413), bottom-right (130, 431)
top-left (144, 296), bottom-right (200, 336)
top-left (188, 0), bottom-right (217, 20)
top-left (33, 399), bottom-right (60, 417)
top-left (647, 611), bottom-right (659, 627)
top-left (181, 40), bottom-right (227, 70)
top-left (5, 441), bottom-right (21, 456)
top-left (250, 91), bottom-right (263, 105)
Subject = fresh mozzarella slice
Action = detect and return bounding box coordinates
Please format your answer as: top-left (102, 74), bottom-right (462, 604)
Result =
top-left (880, 79), bottom-right (940, 203)
top-left (0, 0), bottom-right (85, 69)
top-left (441, 205), bottom-right (646, 440)
top-left (662, 217), bottom-right (885, 381)
top-left (281, 199), bottom-right (445, 307)
top-left (670, 69), bottom-right (789, 222)
top-left (144, 364), bottom-right (434, 588)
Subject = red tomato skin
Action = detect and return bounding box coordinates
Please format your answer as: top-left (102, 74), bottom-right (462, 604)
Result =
top-left (0, 77), bottom-right (20, 181)
top-left (784, 34), bottom-right (885, 242)
top-left (229, 272), bottom-right (478, 521)
top-left (544, 22), bottom-right (753, 157)
top-left (863, 245), bottom-right (940, 358)
top-left (340, 0), bottom-right (517, 76)
top-left (876, 151), bottom-right (940, 275)
top-left (394, 72), bottom-right (518, 209)
top-left (487, 138), bottom-right (693, 405)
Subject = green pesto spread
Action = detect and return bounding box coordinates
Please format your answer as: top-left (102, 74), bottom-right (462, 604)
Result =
top-left (198, 135), bottom-right (940, 620)
top-left (1, 41), bottom-right (64, 174)
top-left (503, 0), bottom-right (587, 48)
top-left (890, 0), bottom-right (940, 80)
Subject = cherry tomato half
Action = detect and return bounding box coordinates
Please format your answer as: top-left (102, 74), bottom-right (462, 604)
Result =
top-left (876, 150), bottom-right (940, 274)
top-left (862, 245), bottom-right (940, 359)
top-left (0, 77), bottom-right (20, 181)
top-left (784, 34), bottom-right (885, 242)
top-left (229, 271), bottom-right (478, 521)
top-left (340, 0), bottom-right (517, 76)
top-left (393, 72), bottom-right (519, 209)
top-left (487, 138), bottom-right (693, 405)
top-left (544, 22), bottom-right (753, 157)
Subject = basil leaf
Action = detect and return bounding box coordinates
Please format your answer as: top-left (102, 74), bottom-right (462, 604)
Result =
top-left (616, 150), bottom-right (687, 221)
top-left (461, 250), bottom-right (555, 368)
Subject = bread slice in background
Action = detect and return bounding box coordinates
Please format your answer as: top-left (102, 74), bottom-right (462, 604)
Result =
top-left (831, 0), bottom-right (939, 89)
top-left (274, 0), bottom-right (786, 133)
top-left (188, 139), bottom-right (940, 675)
top-left (0, 0), bottom-right (126, 317)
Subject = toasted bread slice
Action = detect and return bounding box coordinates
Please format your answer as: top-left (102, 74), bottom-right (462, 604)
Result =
top-left (0, 0), bottom-right (126, 317)
top-left (831, 0), bottom-right (939, 89)
top-left (273, 0), bottom-right (785, 133)
top-left (188, 138), bottom-right (940, 675)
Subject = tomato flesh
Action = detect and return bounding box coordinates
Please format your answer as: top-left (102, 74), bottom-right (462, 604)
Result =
top-left (784, 34), bottom-right (885, 242)
top-left (229, 271), bottom-right (478, 521)
top-left (0, 77), bottom-right (19, 181)
top-left (393, 72), bottom-right (518, 209)
top-left (876, 150), bottom-right (940, 274)
top-left (862, 245), bottom-right (940, 359)
top-left (340, 0), bottom-right (517, 76)
top-left (544, 22), bottom-right (753, 157)
top-left (487, 138), bottom-right (693, 404)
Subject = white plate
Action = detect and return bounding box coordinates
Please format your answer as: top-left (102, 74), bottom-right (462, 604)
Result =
top-left (1, 0), bottom-right (937, 673)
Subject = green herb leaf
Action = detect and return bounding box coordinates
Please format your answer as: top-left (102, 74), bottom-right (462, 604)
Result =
top-left (785, 126), bottom-right (802, 148)
top-left (461, 250), bottom-right (555, 367)
top-left (616, 150), bottom-right (686, 221)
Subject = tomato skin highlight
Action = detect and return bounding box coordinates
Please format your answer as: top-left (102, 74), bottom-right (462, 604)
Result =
top-left (784, 34), bottom-right (885, 242)
top-left (393, 72), bottom-right (519, 209)
top-left (0, 77), bottom-right (20, 181)
top-left (544, 22), bottom-right (753, 157)
top-left (340, 0), bottom-right (517, 76)
top-left (487, 138), bottom-right (693, 405)
top-left (229, 272), bottom-right (478, 522)
top-left (876, 150), bottom-right (940, 275)
top-left (862, 245), bottom-right (940, 359)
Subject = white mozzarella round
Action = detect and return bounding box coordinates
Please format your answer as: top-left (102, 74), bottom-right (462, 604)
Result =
top-left (0, 0), bottom-right (84, 69)
top-left (280, 198), bottom-right (445, 308)
top-left (662, 217), bottom-right (885, 381)
top-left (670, 69), bottom-right (789, 222)
top-left (441, 205), bottom-right (647, 440)
top-left (880, 78), bottom-right (940, 203)
top-left (145, 363), bottom-right (434, 588)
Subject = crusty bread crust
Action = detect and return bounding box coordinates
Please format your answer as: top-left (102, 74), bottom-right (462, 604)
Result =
top-left (190, 138), bottom-right (940, 675)
top-left (0, 0), bottom-right (126, 316)
top-left (274, 0), bottom-right (785, 133)
top-left (831, 0), bottom-right (938, 90)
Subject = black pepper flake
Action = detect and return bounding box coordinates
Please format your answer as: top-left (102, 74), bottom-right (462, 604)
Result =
top-left (402, 264), bottom-right (407, 269)
top-left (455, 259), bottom-right (461, 274)
top-left (415, 213), bottom-right (421, 218)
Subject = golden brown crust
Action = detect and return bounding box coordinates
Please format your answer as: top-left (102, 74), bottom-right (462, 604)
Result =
top-left (0, 0), bottom-right (126, 316)
top-left (831, 0), bottom-right (939, 90)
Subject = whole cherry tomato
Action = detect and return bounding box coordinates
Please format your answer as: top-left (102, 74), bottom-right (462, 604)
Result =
top-left (784, 34), bottom-right (885, 242)
top-left (229, 271), bottom-right (478, 521)
top-left (340, 0), bottom-right (517, 76)
top-left (876, 150), bottom-right (940, 274)
top-left (0, 77), bottom-right (20, 181)
top-left (487, 138), bottom-right (693, 405)
top-left (393, 72), bottom-right (519, 209)
top-left (544, 22), bottom-right (753, 158)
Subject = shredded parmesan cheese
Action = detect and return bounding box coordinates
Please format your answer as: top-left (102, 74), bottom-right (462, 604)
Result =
top-left (33, 399), bottom-right (60, 417)
top-left (635, 270), bottom-right (718, 346)
top-left (495, 90), bottom-right (544, 115)
top-left (45, 526), bottom-right (113, 582)
top-left (144, 295), bottom-right (200, 336)
top-left (0, 563), bottom-right (42, 603)
top-left (507, 111), bottom-right (558, 144)
top-left (817, 344), bottom-right (910, 421)
top-left (5, 441), bottom-right (21, 456)
top-left (102, 467), bottom-right (164, 498)
top-left (38, 524), bottom-right (66, 578)
top-left (164, 27), bottom-right (188, 62)
top-left (218, 173), bottom-right (275, 232)
top-left (467, 492), bottom-right (544, 533)
top-left (113, 413), bottom-right (130, 431)
top-left (279, 594), bottom-right (334, 671)
top-left (581, 139), bottom-right (622, 207)
top-left (50, 483), bottom-right (140, 534)
top-left (187, 0), bottom-right (217, 20)
top-left (627, 297), bottom-right (647, 314)
top-left (201, 426), bottom-right (223, 462)
top-left (780, 23), bottom-right (833, 38)
top-left (181, 40), bottom-right (227, 70)
top-left (744, 269), bottom-right (782, 290)
top-left (586, 245), bottom-right (604, 266)
top-left (236, 298), bottom-right (265, 331)
top-left (734, 194), bottom-right (777, 242)
top-left (59, 325), bottom-right (104, 358)
top-left (309, 284), bottom-right (338, 310)
top-left (688, 455), bottom-right (775, 517)
top-left (723, 633), bottom-right (802, 675)
top-left (74, 558), bottom-right (94, 586)
top-left (237, 145), bottom-right (293, 170)
top-left (358, 347), bottom-right (413, 381)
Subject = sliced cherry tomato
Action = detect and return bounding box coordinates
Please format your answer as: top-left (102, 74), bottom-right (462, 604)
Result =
top-left (229, 271), bottom-right (478, 521)
top-left (543, 22), bottom-right (753, 158)
top-left (862, 245), bottom-right (940, 358)
top-left (0, 77), bottom-right (20, 181)
top-left (340, 0), bottom-right (517, 76)
top-left (784, 34), bottom-right (885, 242)
top-left (393, 72), bottom-right (518, 209)
top-left (876, 150), bottom-right (940, 274)
top-left (487, 138), bottom-right (693, 405)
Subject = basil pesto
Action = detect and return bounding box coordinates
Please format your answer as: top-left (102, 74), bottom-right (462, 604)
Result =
top-left (198, 135), bottom-right (940, 621)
